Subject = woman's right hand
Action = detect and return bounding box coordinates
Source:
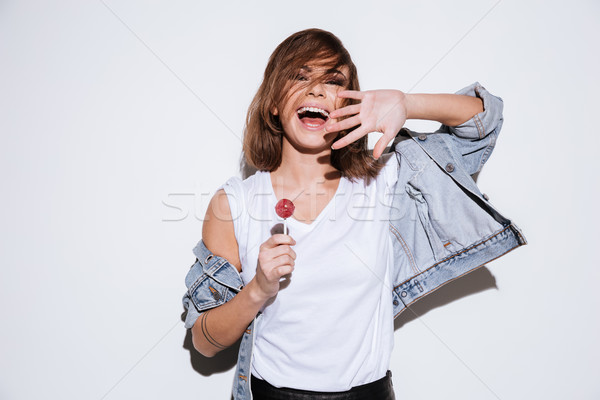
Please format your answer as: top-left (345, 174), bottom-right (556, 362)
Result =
top-left (250, 234), bottom-right (297, 302)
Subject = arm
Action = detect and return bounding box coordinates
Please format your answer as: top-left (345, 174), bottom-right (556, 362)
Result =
top-left (327, 88), bottom-right (484, 159)
top-left (405, 93), bottom-right (483, 127)
top-left (190, 189), bottom-right (259, 357)
top-left (190, 190), bottom-right (296, 357)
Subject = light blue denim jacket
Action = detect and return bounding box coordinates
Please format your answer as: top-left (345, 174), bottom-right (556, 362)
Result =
top-left (182, 82), bottom-right (527, 399)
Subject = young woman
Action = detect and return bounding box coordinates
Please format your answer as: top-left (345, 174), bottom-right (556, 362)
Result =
top-left (182, 28), bottom-right (526, 400)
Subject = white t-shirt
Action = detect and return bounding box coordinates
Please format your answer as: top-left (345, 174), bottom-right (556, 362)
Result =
top-left (218, 152), bottom-right (399, 392)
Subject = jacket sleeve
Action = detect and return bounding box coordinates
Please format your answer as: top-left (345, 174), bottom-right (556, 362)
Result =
top-left (181, 240), bottom-right (244, 329)
top-left (435, 82), bottom-right (504, 175)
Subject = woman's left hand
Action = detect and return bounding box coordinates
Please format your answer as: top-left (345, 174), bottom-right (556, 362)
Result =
top-left (327, 89), bottom-right (408, 160)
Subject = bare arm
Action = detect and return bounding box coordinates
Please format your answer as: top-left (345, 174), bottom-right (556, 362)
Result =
top-left (405, 93), bottom-right (483, 127)
top-left (328, 89), bottom-right (484, 159)
top-left (191, 189), bottom-right (296, 357)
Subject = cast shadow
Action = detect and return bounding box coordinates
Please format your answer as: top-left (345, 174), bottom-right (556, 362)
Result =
top-left (180, 267), bottom-right (498, 376)
top-left (394, 265), bottom-right (497, 330)
top-left (207, 143), bottom-right (491, 380)
top-left (181, 311), bottom-right (241, 376)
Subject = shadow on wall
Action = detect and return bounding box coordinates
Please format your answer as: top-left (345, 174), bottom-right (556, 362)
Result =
top-left (177, 153), bottom-right (252, 378)
top-left (182, 148), bottom-right (494, 376)
top-left (181, 317), bottom-right (241, 376)
top-left (180, 265), bottom-right (497, 377)
top-left (394, 265), bottom-right (497, 330)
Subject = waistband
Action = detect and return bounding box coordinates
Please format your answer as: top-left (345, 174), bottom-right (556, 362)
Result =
top-left (250, 370), bottom-right (395, 400)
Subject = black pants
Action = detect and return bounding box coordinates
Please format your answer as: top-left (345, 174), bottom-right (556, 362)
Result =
top-left (250, 371), bottom-right (395, 400)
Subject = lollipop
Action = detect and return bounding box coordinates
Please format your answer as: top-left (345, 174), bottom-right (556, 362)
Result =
top-left (275, 198), bottom-right (295, 235)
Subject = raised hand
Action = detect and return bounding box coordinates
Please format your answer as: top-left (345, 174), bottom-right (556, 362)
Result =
top-left (327, 89), bottom-right (408, 160)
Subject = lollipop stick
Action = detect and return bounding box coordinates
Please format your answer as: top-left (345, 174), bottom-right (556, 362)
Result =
top-left (284, 220), bottom-right (288, 235)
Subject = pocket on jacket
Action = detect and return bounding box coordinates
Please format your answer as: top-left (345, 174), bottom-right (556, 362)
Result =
top-left (185, 259), bottom-right (242, 313)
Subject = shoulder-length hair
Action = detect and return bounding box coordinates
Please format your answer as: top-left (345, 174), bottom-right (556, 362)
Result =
top-left (243, 28), bottom-right (383, 183)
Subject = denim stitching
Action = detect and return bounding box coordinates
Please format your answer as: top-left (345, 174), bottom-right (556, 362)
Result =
top-left (389, 223), bottom-right (420, 274)
top-left (399, 243), bottom-right (521, 313)
top-left (393, 229), bottom-right (523, 319)
top-left (393, 224), bottom-right (512, 290)
top-left (474, 114), bottom-right (484, 139)
top-left (477, 130), bottom-right (496, 172)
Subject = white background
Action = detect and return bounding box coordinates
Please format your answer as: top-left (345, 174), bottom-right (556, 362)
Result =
top-left (1, 0), bottom-right (599, 399)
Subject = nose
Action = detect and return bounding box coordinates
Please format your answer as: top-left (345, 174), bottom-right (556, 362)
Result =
top-left (307, 82), bottom-right (326, 98)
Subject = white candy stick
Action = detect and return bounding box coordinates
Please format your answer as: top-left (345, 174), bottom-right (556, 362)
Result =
top-left (284, 220), bottom-right (288, 235)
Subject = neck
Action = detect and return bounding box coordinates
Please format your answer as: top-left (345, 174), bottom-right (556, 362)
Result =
top-left (272, 139), bottom-right (341, 188)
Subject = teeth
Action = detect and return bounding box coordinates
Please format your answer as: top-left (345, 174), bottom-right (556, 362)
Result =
top-left (297, 106), bottom-right (329, 118)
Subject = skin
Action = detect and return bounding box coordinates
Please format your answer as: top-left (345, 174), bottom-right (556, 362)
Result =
top-left (193, 190), bottom-right (296, 357)
top-left (328, 89), bottom-right (484, 159)
top-left (270, 64), bottom-right (350, 224)
top-left (191, 62), bottom-right (484, 358)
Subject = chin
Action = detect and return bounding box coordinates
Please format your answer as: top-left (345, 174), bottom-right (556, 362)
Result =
top-left (287, 136), bottom-right (331, 154)
top-left (282, 120), bottom-right (337, 152)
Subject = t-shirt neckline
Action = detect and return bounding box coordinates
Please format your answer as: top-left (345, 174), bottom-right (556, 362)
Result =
top-left (265, 170), bottom-right (346, 231)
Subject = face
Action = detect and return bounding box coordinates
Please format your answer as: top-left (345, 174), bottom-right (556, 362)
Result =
top-left (274, 62), bottom-right (350, 152)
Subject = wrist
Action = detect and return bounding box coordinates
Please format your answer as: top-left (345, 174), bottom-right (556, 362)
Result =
top-left (404, 93), bottom-right (421, 120)
top-left (245, 279), bottom-right (270, 306)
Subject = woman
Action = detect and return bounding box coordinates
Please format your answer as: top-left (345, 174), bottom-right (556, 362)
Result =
top-left (182, 28), bottom-right (526, 400)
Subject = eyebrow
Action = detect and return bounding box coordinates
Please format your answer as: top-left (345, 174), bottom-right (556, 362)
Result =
top-left (300, 65), bottom-right (347, 79)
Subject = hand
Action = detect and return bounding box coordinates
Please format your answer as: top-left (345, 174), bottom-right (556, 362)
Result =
top-left (251, 234), bottom-right (297, 302)
top-left (327, 89), bottom-right (408, 160)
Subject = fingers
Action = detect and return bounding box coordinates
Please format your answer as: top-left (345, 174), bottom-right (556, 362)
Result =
top-left (258, 234), bottom-right (297, 277)
top-left (258, 250), bottom-right (296, 281)
top-left (261, 233), bottom-right (296, 250)
top-left (372, 134), bottom-right (395, 160)
top-left (329, 104), bottom-right (361, 119)
top-left (325, 115), bottom-right (361, 134)
top-left (254, 234), bottom-right (297, 300)
top-left (276, 264), bottom-right (294, 277)
top-left (336, 90), bottom-right (365, 100)
top-left (268, 244), bottom-right (297, 261)
top-left (331, 125), bottom-right (371, 150)
top-left (273, 253), bottom-right (296, 268)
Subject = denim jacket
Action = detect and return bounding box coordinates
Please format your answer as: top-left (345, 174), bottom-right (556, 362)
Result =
top-left (182, 82), bottom-right (527, 399)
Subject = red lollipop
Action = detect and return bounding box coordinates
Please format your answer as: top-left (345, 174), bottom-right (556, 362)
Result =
top-left (275, 198), bottom-right (295, 234)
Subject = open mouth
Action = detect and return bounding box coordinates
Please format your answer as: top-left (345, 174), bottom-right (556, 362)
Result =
top-left (296, 106), bottom-right (330, 129)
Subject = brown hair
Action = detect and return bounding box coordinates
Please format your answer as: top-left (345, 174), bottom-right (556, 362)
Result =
top-left (242, 28), bottom-right (383, 183)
